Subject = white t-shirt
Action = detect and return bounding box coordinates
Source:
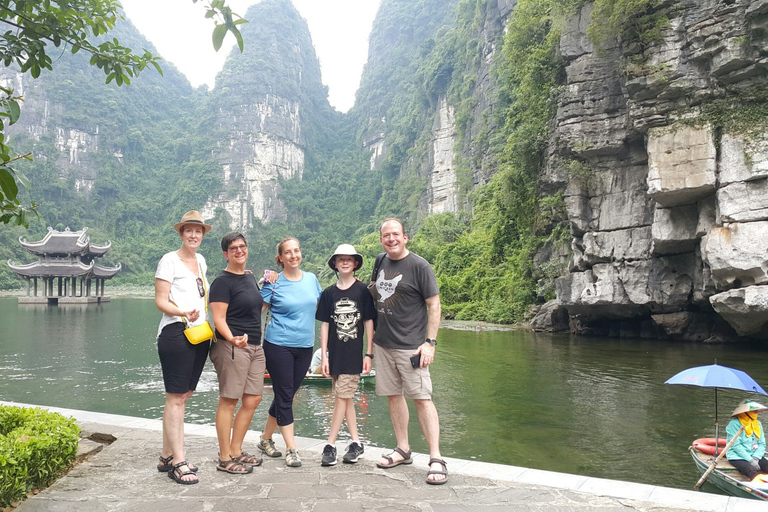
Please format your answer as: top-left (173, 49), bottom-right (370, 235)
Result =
top-left (155, 251), bottom-right (209, 337)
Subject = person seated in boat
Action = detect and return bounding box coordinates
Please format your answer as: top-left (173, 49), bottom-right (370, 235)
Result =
top-left (726, 399), bottom-right (768, 481)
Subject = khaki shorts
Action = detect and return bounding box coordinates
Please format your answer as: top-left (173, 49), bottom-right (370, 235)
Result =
top-left (374, 346), bottom-right (432, 400)
top-left (210, 341), bottom-right (266, 399)
top-left (332, 374), bottom-right (361, 399)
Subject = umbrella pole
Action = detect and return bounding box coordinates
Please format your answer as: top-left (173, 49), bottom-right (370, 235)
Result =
top-left (714, 388), bottom-right (719, 457)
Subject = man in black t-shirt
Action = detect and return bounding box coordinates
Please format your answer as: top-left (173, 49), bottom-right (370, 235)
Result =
top-left (371, 218), bottom-right (447, 485)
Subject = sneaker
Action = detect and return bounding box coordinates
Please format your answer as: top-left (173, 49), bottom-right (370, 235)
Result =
top-left (342, 442), bottom-right (364, 464)
top-left (321, 444), bottom-right (337, 466)
top-left (285, 448), bottom-right (302, 467)
top-left (258, 438), bottom-right (282, 458)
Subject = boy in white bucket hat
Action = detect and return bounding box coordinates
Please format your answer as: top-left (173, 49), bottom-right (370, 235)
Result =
top-left (315, 244), bottom-right (376, 466)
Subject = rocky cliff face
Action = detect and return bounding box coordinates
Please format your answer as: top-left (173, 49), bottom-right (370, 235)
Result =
top-left (541, 0), bottom-right (768, 340)
top-left (202, 0), bottom-right (331, 230)
top-left (0, 70), bottom-right (102, 193)
top-left (427, 0), bottom-right (516, 214)
top-left (201, 95), bottom-right (305, 228)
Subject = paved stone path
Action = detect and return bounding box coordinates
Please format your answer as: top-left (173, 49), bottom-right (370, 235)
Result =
top-left (5, 403), bottom-right (767, 512)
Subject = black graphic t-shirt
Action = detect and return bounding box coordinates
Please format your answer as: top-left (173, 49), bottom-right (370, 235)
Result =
top-left (371, 252), bottom-right (439, 350)
top-left (316, 280), bottom-right (376, 375)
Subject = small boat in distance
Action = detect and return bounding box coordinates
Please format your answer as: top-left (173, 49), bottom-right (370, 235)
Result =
top-left (264, 370), bottom-right (376, 386)
top-left (690, 438), bottom-right (768, 501)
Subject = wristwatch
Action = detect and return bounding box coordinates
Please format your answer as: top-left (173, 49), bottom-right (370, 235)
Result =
top-left (364, 353), bottom-right (374, 359)
top-left (425, 338), bottom-right (437, 346)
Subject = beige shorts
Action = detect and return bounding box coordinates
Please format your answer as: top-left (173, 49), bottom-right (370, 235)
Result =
top-left (332, 374), bottom-right (361, 399)
top-left (210, 341), bottom-right (266, 399)
top-left (374, 346), bottom-right (432, 400)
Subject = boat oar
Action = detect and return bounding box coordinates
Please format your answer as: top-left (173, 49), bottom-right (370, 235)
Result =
top-left (694, 425), bottom-right (745, 490)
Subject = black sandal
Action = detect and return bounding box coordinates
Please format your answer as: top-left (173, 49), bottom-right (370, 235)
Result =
top-left (168, 461), bottom-right (198, 485)
top-left (157, 454), bottom-right (198, 473)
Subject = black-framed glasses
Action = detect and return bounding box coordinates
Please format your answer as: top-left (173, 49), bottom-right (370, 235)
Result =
top-left (196, 277), bottom-right (205, 297)
top-left (228, 244), bottom-right (247, 253)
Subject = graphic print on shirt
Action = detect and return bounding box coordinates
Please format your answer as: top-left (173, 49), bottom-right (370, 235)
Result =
top-left (332, 297), bottom-right (362, 342)
top-left (375, 270), bottom-right (402, 303)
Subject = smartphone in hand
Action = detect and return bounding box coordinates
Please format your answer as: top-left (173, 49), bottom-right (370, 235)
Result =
top-left (410, 353), bottom-right (421, 369)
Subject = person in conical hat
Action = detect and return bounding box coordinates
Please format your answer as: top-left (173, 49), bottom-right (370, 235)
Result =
top-left (726, 399), bottom-right (768, 481)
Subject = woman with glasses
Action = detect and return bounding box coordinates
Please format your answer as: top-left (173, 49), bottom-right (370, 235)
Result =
top-left (154, 210), bottom-right (213, 485)
top-left (257, 236), bottom-right (322, 467)
top-left (208, 232), bottom-right (266, 475)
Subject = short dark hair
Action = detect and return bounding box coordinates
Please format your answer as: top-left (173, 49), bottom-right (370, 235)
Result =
top-left (380, 217), bottom-right (405, 235)
top-left (220, 232), bottom-right (246, 252)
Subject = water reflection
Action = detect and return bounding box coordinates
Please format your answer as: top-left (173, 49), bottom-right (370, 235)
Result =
top-left (1, 297), bottom-right (767, 492)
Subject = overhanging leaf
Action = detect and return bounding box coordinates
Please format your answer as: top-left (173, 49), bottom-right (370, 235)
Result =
top-left (212, 24), bottom-right (227, 52)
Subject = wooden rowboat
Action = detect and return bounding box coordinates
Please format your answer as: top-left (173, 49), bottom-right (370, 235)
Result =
top-left (264, 370), bottom-right (376, 386)
top-left (690, 440), bottom-right (768, 501)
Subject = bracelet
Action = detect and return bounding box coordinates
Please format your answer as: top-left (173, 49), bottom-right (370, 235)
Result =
top-left (364, 353), bottom-right (373, 359)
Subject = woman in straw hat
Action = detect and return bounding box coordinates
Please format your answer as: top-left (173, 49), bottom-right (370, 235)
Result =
top-left (726, 399), bottom-right (768, 480)
top-left (154, 210), bottom-right (213, 485)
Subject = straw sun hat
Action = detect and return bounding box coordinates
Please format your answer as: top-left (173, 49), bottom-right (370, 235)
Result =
top-left (731, 399), bottom-right (768, 417)
top-left (174, 210), bottom-right (212, 235)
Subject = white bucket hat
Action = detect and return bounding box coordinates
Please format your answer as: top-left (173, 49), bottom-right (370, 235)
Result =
top-left (328, 244), bottom-right (363, 271)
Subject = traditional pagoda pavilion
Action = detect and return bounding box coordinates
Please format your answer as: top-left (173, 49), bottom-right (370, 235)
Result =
top-left (8, 227), bottom-right (121, 305)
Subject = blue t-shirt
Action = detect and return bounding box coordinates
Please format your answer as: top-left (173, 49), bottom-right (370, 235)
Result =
top-left (261, 271), bottom-right (322, 348)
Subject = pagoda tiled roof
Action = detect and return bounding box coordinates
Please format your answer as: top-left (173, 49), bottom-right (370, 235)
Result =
top-left (7, 260), bottom-right (121, 279)
top-left (8, 259), bottom-right (93, 277)
top-left (19, 227), bottom-right (112, 257)
top-left (92, 263), bottom-right (121, 278)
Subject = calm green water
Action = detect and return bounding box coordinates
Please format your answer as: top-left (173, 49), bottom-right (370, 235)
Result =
top-left (2, 297), bottom-right (768, 492)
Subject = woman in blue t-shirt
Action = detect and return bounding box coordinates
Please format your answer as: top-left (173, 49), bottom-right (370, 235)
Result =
top-left (257, 236), bottom-right (322, 467)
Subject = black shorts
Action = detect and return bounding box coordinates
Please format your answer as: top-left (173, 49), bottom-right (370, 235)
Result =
top-left (157, 322), bottom-right (210, 394)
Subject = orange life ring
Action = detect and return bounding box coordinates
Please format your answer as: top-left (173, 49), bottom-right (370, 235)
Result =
top-left (692, 437), bottom-right (727, 455)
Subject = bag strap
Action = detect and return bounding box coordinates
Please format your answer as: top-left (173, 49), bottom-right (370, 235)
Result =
top-left (370, 252), bottom-right (386, 284)
top-left (199, 262), bottom-right (208, 314)
top-left (169, 260), bottom-right (208, 326)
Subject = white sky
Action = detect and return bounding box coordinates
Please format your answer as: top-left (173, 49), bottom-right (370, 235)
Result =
top-left (119, 0), bottom-right (381, 112)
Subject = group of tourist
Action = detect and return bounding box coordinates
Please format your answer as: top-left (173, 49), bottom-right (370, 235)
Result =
top-left (153, 211), bottom-right (448, 486)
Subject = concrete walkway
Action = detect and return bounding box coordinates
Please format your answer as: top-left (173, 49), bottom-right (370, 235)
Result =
top-left (4, 401), bottom-right (766, 512)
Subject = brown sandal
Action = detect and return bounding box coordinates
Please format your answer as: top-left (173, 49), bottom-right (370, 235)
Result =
top-left (217, 457), bottom-right (253, 474)
top-left (232, 451), bottom-right (263, 467)
top-left (376, 447), bottom-right (413, 468)
top-left (426, 458), bottom-right (448, 485)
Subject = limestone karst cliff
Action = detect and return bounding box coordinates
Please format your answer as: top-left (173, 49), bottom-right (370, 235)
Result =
top-left (202, 0), bottom-right (337, 229)
top-left (2, 0), bottom-right (767, 342)
top-left (537, 0), bottom-right (768, 340)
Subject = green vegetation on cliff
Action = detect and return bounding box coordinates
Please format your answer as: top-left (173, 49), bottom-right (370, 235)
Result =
top-left (385, 0), bottom-right (578, 323)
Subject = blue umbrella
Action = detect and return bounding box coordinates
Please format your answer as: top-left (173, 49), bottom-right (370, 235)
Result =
top-left (665, 363), bottom-right (768, 451)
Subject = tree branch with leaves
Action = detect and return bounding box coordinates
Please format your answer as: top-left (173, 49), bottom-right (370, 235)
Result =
top-left (0, 0), bottom-right (247, 226)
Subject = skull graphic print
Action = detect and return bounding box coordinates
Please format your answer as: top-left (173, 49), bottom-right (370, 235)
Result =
top-left (331, 297), bottom-right (362, 342)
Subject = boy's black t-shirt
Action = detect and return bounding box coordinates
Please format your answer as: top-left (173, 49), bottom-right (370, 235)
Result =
top-left (315, 280), bottom-right (376, 375)
top-left (209, 270), bottom-right (263, 344)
